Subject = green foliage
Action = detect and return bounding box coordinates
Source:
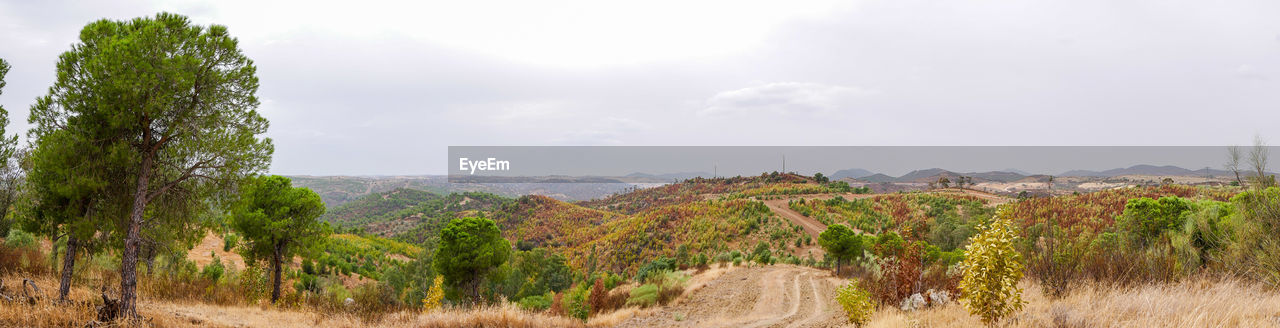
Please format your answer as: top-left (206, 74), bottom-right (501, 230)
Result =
top-left (818, 224), bottom-right (862, 274)
top-left (4, 228), bottom-right (35, 249)
top-left (294, 273), bottom-right (320, 294)
top-left (31, 12), bottom-right (275, 314)
top-left (230, 175), bottom-right (330, 302)
top-left (752, 241), bottom-right (772, 265)
top-left (1226, 187), bottom-right (1280, 287)
top-left (200, 252), bottom-right (226, 282)
top-left (958, 210), bottom-right (1025, 325)
top-left (835, 279), bottom-right (876, 326)
top-left (565, 283), bottom-right (590, 320)
top-left (874, 232), bottom-right (906, 257)
top-left (635, 257), bottom-right (676, 283)
top-left (518, 292), bottom-right (553, 311)
top-left (434, 217), bottom-right (511, 303)
top-left (1117, 196), bottom-right (1193, 246)
top-left (223, 233), bottom-right (240, 252)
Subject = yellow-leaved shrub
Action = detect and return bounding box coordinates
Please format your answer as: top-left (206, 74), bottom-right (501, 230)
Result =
top-left (958, 208), bottom-right (1025, 324)
top-left (422, 275), bottom-right (445, 312)
top-left (835, 279), bottom-right (876, 326)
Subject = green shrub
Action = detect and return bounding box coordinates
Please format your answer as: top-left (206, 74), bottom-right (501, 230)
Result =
top-left (294, 273), bottom-right (319, 294)
top-left (835, 279), bottom-right (875, 326)
top-left (518, 293), bottom-right (553, 311)
top-left (223, 233), bottom-right (239, 252)
top-left (752, 242), bottom-right (772, 265)
top-left (4, 228), bottom-right (36, 249)
top-left (201, 252), bottom-right (226, 282)
top-left (958, 210), bottom-right (1025, 325)
top-left (635, 257), bottom-right (675, 282)
top-left (1117, 196), bottom-right (1192, 246)
top-left (565, 283), bottom-right (590, 321)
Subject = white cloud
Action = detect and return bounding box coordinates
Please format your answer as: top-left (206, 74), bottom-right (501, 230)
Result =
top-left (701, 82), bottom-right (878, 116)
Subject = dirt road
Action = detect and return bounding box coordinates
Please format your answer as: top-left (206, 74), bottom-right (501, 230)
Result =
top-left (616, 265), bottom-right (846, 328)
top-left (762, 200), bottom-right (829, 240)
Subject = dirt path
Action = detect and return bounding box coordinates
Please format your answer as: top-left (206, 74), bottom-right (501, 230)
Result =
top-left (762, 200), bottom-right (828, 240)
top-left (616, 265), bottom-right (846, 328)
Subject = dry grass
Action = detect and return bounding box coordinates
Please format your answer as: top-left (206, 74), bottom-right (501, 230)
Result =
top-left (870, 278), bottom-right (1280, 327)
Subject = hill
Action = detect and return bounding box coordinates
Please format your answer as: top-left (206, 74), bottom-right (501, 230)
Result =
top-left (830, 168), bottom-right (875, 179)
top-left (289, 175), bottom-right (632, 207)
top-left (320, 188), bottom-right (441, 228)
top-left (321, 188), bottom-right (514, 237)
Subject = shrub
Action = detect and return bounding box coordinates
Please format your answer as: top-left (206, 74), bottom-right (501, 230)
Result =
top-left (518, 293), bottom-right (553, 311)
top-left (4, 228), bottom-right (36, 249)
top-left (588, 278), bottom-right (606, 314)
top-left (565, 284), bottom-right (590, 320)
top-left (958, 210), bottom-right (1025, 325)
top-left (200, 252), bottom-right (226, 282)
top-left (549, 292), bottom-right (565, 316)
top-left (353, 282), bottom-right (402, 321)
top-left (223, 233), bottom-right (239, 252)
top-left (1117, 196), bottom-right (1192, 246)
top-left (635, 257), bottom-right (675, 283)
top-left (422, 276), bottom-right (445, 312)
top-left (836, 280), bottom-right (876, 327)
top-left (294, 274), bottom-right (319, 294)
top-left (752, 241), bottom-right (772, 265)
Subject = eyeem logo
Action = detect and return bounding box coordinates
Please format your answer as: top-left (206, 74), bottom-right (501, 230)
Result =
top-left (458, 157), bottom-right (510, 174)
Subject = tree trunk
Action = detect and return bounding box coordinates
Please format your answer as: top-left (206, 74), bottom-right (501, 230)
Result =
top-left (271, 243), bottom-right (283, 303)
top-left (119, 150), bottom-right (152, 319)
top-left (59, 236), bottom-right (78, 301)
top-left (470, 279), bottom-right (481, 305)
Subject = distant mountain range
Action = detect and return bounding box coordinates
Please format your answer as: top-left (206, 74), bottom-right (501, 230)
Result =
top-left (832, 164), bottom-right (1265, 183)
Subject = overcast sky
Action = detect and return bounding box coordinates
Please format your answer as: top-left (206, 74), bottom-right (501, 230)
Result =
top-left (1, 0), bottom-right (1278, 175)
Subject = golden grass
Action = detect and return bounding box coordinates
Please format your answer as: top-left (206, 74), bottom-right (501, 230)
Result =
top-left (869, 278), bottom-right (1280, 327)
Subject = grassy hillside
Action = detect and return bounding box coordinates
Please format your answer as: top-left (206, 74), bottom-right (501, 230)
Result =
top-left (488, 194), bottom-right (809, 273)
top-left (322, 189), bottom-right (513, 237)
top-left (320, 188), bottom-right (441, 228)
top-left (579, 173), bottom-right (842, 214)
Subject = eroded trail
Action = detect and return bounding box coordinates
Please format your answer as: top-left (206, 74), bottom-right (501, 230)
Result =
top-left (762, 200), bottom-right (828, 239)
top-left (616, 265), bottom-right (845, 328)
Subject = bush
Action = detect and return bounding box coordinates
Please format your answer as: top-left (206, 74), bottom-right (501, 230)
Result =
top-left (223, 233), bottom-right (240, 252)
top-left (1117, 196), bottom-right (1192, 246)
top-left (352, 282), bottom-right (402, 321)
top-left (200, 252), bottom-right (226, 282)
top-left (518, 292), bottom-right (553, 311)
top-left (565, 284), bottom-right (590, 321)
top-left (422, 276), bottom-right (445, 312)
top-left (958, 210), bottom-right (1025, 325)
top-left (635, 257), bottom-right (675, 283)
top-left (294, 274), bottom-right (319, 294)
top-left (753, 242), bottom-right (772, 265)
top-left (836, 280), bottom-right (876, 327)
top-left (4, 228), bottom-right (36, 249)
top-left (588, 278), bottom-right (606, 314)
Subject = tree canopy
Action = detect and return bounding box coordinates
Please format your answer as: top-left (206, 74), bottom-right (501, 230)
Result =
top-left (230, 175), bottom-right (328, 303)
top-left (29, 12), bottom-right (273, 317)
top-left (434, 216), bottom-right (511, 303)
top-left (819, 224), bottom-right (863, 276)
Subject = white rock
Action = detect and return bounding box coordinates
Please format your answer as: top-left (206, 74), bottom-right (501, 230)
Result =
top-left (927, 289), bottom-right (951, 306)
top-left (343, 297), bottom-right (355, 307)
top-left (899, 293), bottom-right (926, 311)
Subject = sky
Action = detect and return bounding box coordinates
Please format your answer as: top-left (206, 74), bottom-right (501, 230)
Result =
top-left (1, 0), bottom-right (1278, 175)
